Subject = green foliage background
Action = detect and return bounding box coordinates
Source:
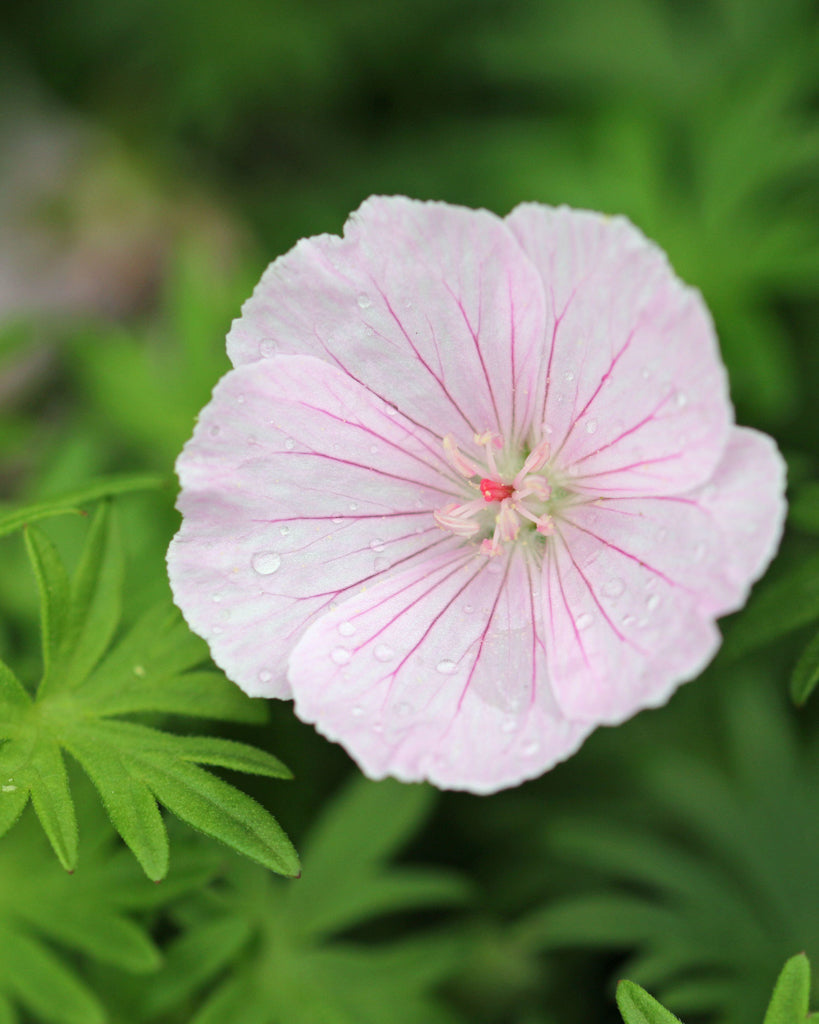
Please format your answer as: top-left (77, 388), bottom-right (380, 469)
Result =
top-left (0, 0), bottom-right (818, 1021)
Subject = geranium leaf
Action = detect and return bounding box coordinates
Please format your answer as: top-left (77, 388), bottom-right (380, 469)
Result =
top-left (23, 526), bottom-right (70, 694)
top-left (616, 980), bottom-right (685, 1024)
top-left (0, 658), bottom-right (30, 713)
top-left (60, 501), bottom-right (124, 691)
top-left (125, 751), bottom-right (299, 877)
top-left (25, 737), bottom-right (78, 872)
top-left (790, 631), bottom-right (819, 706)
top-left (61, 724), bottom-right (169, 881)
top-left (0, 922), bottom-right (105, 1024)
top-left (0, 785), bottom-right (28, 840)
top-left (763, 954), bottom-right (811, 1024)
top-left (0, 472), bottom-right (169, 538)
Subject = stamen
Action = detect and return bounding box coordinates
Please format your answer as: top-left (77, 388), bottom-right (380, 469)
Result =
top-left (443, 435), bottom-right (480, 478)
top-left (514, 437), bottom-right (551, 488)
top-left (496, 500), bottom-right (520, 542)
top-left (474, 430), bottom-right (502, 478)
top-left (433, 499), bottom-right (484, 536)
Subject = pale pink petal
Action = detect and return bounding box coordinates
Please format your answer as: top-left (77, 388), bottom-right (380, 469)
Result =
top-left (541, 426), bottom-right (785, 722)
top-left (505, 204), bottom-right (731, 495)
top-left (167, 355), bottom-right (463, 698)
top-left (686, 425), bottom-right (787, 615)
top-left (288, 548), bottom-right (593, 794)
top-left (227, 196), bottom-right (547, 446)
top-left (542, 524), bottom-right (722, 724)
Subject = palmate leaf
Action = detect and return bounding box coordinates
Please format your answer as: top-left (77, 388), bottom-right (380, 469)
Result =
top-left (0, 504), bottom-right (298, 879)
top-left (617, 981), bottom-right (684, 1024)
top-left (138, 776), bottom-right (469, 1024)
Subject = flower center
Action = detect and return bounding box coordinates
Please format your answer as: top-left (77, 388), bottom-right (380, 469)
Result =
top-left (434, 432), bottom-right (555, 556)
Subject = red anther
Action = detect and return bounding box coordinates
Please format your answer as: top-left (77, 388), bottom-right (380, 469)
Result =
top-left (480, 478), bottom-right (514, 503)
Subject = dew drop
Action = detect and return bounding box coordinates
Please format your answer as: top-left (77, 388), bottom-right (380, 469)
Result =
top-left (622, 614), bottom-right (636, 626)
top-left (258, 669), bottom-right (272, 683)
top-left (563, 370), bottom-right (576, 383)
top-left (675, 391), bottom-right (688, 408)
top-left (386, 405), bottom-right (398, 416)
top-left (331, 647), bottom-right (351, 666)
top-left (349, 502), bottom-right (359, 511)
top-left (332, 515), bottom-right (344, 524)
top-left (279, 525), bottom-right (290, 537)
top-left (260, 339), bottom-right (278, 357)
top-left (357, 293), bottom-right (373, 309)
top-left (646, 593), bottom-right (660, 611)
top-left (351, 705), bottom-right (364, 717)
top-left (364, 326), bottom-right (374, 337)
top-left (374, 644), bottom-right (395, 662)
top-left (236, 394), bottom-right (245, 404)
top-left (486, 559), bottom-right (502, 575)
top-left (501, 718), bottom-right (516, 733)
top-left (394, 701), bottom-right (412, 716)
top-left (338, 621), bottom-right (356, 637)
top-left (522, 740), bottom-right (540, 756)
top-left (645, 576), bottom-right (658, 590)
top-left (251, 551), bottom-right (281, 575)
top-left (208, 424), bottom-right (221, 438)
top-left (212, 625), bottom-right (223, 634)
top-left (641, 367), bottom-right (651, 380)
top-left (585, 418), bottom-right (598, 435)
top-left (369, 445), bottom-right (378, 455)
top-left (284, 438), bottom-right (295, 451)
top-left (370, 538), bottom-right (386, 552)
top-left (602, 577), bottom-right (625, 598)
top-left (463, 603), bottom-right (474, 614)
top-left (211, 593), bottom-right (222, 603)
top-left (436, 659), bottom-right (457, 675)
top-left (575, 612), bottom-right (593, 630)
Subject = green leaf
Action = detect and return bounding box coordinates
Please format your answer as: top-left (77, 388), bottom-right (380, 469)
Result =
top-left (791, 631), bottom-right (819, 706)
top-left (26, 736), bottom-right (78, 872)
top-left (789, 483), bottom-right (819, 535)
top-left (616, 980), bottom-right (685, 1024)
top-left (127, 750), bottom-right (299, 877)
top-left (721, 553), bottom-right (819, 659)
top-left (0, 785), bottom-right (29, 840)
top-left (0, 658), bottom-right (30, 713)
top-left (764, 954), bottom-right (811, 1024)
top-left (62, 724), bottom-right (169, 881)
top-left (0, 473), bottom-right (169, 537)
top-left (0, 922), bottom-right (105, 1024)
top-left (23, 526), bottom-right (70, 692)
top-left (60, 502), bottom-right (124, 691)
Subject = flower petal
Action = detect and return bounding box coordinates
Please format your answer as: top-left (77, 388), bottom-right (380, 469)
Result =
top-left (541, 427), bottom-right (785, 723)
top-left (168, 355), bottom-right (464, 698)
top-left (227, 196), bottom-right (547, 446)
top-left (505, 204), bottom-right (732, 495)
top-left (288, 548), bottom-right (593, 794)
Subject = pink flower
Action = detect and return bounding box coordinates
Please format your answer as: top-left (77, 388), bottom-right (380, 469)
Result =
top-left (167, 197), bottom-right (786, 794)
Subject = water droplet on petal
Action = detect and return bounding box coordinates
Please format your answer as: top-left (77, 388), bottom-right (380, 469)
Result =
top-left (338, 621), bottom-right (356, 637)
top-left (211, 593), bottom-right (222, 602)
top-left (260, 339), bottom-right (278, 356)
top-left (369, 445), bottom-right (378, 455)
top-left (251, 551), bottom-right (281, 575)
top-left (259, 669), bottom-right (272, 683)
top-left (436, 659), bottom-right (457, 674)
top-left (646, 594), bottom-right (660, 611)
top-left (585, 418), bottom-right (598, 435)
top-left (331, 647), bottom-right (351, 666)
top-left (622, 614), bottom-right (636, 626)
top-left (208, 424), bottom-right (221, 438)
top-left (236, 394), bottom-right (245, 404)
top-left (522, 740), bottom-right (540, 756)
top-left (602, 577), bottom-right (625, 598)
top-left (386, 406), bottom-right (398, 416)
top-left (332, 515), bottom-right (344, 524)
top-left (675, 391), bottom-right (688, 408)
top-left (501, 718), bottom-right (516, 733)
top-left (394, 701), bottom-right (412, 716)
top-left (641, 367), bottom-right (651, 380)
top-left (576, 612), bottom-right (593, 630)
top-left (374, 644), bottom-right (395, 662)
top-left (351, 705), bottom-right (364, 717)
top-left (563, 370), bottom-right (576, 382)
top-left (279, 525), bottom-right (290, 537)
top-left (357, 293), bottom-right (372, 309)
top-left (284, 438), bottom-right (295, 451)
top-left (349, 502), bottom-right (358, 511)
top-left (370, 538), bottom-right (386, 552)
top-left (463, 604), bottom-right (474, 614)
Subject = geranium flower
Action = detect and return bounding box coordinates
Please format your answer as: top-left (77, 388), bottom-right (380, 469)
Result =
top-left (167, 197), bottom-right (786, 794)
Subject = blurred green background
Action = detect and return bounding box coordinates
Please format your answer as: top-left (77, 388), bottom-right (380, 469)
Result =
top-left (1, 1), bottom-right (818, 1022)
